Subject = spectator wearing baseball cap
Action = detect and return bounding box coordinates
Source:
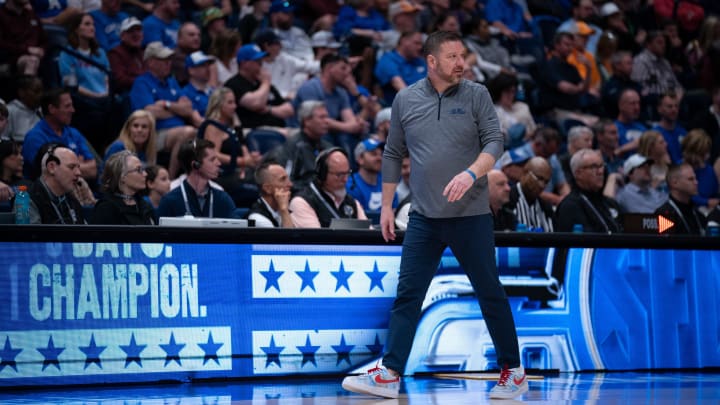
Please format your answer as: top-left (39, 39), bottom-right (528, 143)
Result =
top-left (270, 0), bottom-right (314, 63)
top-left (108, 17), bottom-right (146, 94)
top-left (256, 30), bottom-right (319, 100)
top-left (310, 31), bottom-right (342, 61)
top-left (91, 0), bottom-right (130, 51)
top-left (563, 21), bottom-right (602, 97)
top-left (380, 0), bottom-right (421, 52)
top-left (181, 51), bottom-right (216, 116)
top-left (129, 41), bottom-right (200, 178)
top-left (224, 44), bottom-right (294, 132)
top-left (614, 153), bottom-right (666, 214)
top-left (200, 7), bottom-right (226, 53)
top-left (347, 138), bottom-right (398, 213)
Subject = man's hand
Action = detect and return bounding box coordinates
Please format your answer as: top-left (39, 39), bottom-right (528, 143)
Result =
top-left (0, 181), bottom-right (15, 202)
top-left (443, 170), bottom-right (475, 202)
top-left (275, 187), bottom-right (291, 212)
top-left (380, 205), bottom-right (396, 242)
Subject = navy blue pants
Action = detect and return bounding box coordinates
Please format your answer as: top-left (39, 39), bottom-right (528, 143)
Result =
top-left (382, 212), bottom-right (521, 374)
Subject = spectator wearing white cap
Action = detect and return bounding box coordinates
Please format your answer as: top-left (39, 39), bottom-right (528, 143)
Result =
top-left (373, 107), bottom-right (391, 142)
top-left (90, 0), bottom-right (129, 51)
top-left (310, 30), bottom-right (342, 62)
top-left (129, 41), bottom-right (199, 178)
top-left (181, 51), bottom-right (216, 116)
top-left (613, 153), bottom-right (667, 213)
top-left (108, 16), bottom-right (146, 94)
top-left (600, 2), bottom-right (641, 54)
top-left (347, 138), bottom-right (397, 213)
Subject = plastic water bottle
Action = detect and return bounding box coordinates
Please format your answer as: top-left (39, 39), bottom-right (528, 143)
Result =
top-left (14, 185), bottom-right (30, 224)
top-left (516, 82), bottom-right (525, 102)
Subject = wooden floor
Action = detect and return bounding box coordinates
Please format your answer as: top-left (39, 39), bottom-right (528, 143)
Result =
top-left (1, 371), bottom-right (719, 404)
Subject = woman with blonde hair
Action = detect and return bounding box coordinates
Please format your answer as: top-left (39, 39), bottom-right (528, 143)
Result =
top-left (681, 129), bottom-right (720, 210)
top-left (104, 110), bottom-right (159, 165)
top-left (197, 87), bottom-right (261, 207)
top-left (637, 130), bottom-right (671, 191)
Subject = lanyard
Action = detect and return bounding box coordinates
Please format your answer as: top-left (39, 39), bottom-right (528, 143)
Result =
top-left (668, 199), bottom-right (704, 235)
top-left (579, 194), bottom-right (612, 233)
top-left (180, 182), bottom-right (213, 218)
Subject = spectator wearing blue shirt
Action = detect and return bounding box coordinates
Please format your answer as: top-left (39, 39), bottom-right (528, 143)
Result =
top-left (292, 54), bottom-right (367, 160)
top-left (129, 42), bottom-right (200, 178)
top-left (90, 0), bottom-right (129, 51)
top-left (157, 138), bottom-right (239, 218)
top-left (333, 0), bottom-right (390, 42)
top-left (652, 92), bottom-right (686, 164)
top-left (22, 88), bottom-right (97, 181)
top-left (141, 0), bottom-right (180, 48)
top-left (30, 0), bottom-right (82, 25)
top-left (374, 31), bottom-right (426, 105)
top-left (347, 138), bottom-right (397, 213)
top-left (614, 88), bottom-right (647, 156)
top-left (181, 51), bottom-right (216, 116)
top-left (485, 0), bottom-right (532, 38)
top-left (593, 118), bottom-right (625, 175)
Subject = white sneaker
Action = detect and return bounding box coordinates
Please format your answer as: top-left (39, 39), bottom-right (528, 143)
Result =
top-left (342, 365), bottom-right (400, 399)
top-left (489, 365), bottom-right (528, 399)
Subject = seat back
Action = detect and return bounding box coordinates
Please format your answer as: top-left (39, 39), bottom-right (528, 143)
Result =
top-left (246, 129), bottom-right (287, 155)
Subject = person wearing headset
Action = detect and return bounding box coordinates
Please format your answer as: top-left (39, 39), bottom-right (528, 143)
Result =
top-left (156, 138), bottom-right (239, 218)
top-left (28, 144), bottom-right (87, 224)
top-left (288, 147), bottom-right (367, 228)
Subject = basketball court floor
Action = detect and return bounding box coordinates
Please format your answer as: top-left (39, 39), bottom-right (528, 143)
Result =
top-left (1, 371), bottom-right (718, 404)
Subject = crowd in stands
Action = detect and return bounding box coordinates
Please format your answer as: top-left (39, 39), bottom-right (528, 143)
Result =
top-left (1, 0), bottom-right (720, 236)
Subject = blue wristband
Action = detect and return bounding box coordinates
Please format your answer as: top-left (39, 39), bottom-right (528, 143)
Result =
top-left (464, 168), bottom-right (477, 182)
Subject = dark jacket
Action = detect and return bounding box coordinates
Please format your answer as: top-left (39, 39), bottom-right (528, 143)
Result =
top-left (90, 194), bottom-right (156, 225)
top-left (654, 196), bottom-right (706, 235)
top-left (295, 182), bottom-right (359, 228)
top-left (29, 179), bottom-right (86, 225)
top-left (556, 188), bottom-right (623, 233)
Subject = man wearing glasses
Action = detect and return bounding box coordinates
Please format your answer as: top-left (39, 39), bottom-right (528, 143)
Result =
top-left (556, 148), bottom-right (623, 233)
top-left (288, 147), bottom-right (367, 228)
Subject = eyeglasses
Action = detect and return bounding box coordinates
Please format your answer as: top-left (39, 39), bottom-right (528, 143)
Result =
top-left (328, 170), bottom-right (352, 179)
top-left (528, 171), bottom-right (550, 184)
top-left (124, 166), bottom-right (146, 175)
top-left (580, 163), bottom-right (605, 171)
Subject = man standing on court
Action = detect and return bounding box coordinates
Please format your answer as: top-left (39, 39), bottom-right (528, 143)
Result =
top-left (341, 31), bottom-right (526, 400)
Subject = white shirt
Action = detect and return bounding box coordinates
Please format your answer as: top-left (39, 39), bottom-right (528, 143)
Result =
top-left (263, 52), bottom-right (320, 99)
top-left (5, 99), bottom-right (42, 143)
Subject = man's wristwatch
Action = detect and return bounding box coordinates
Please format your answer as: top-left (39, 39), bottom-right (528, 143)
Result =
top-left (164, 100), bottom-right (171, 110)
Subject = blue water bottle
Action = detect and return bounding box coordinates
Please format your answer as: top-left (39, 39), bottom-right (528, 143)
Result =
top-left (14, 185), bottom-right (30, 224)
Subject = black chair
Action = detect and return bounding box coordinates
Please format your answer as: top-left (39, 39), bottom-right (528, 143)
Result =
top-left (246, 129), bottom-right (287, 155)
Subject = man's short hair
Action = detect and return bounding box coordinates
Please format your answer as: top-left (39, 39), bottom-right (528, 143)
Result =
top-left (666, 163), bottom-right (689, 185)
top-left (254, 160), bottom-right (277, 187)
top-left (553, 31), bottom-right (574, 47)
top-left (570, 148), bottom-right (600, 175)
top-left (610, 50), bottom-right (631, 67)
top-left (40, 88), bottom-right (70, 116)
top-left (320, 53), bottom-right (347, 71)
top-left (593, 118), bottom-right (615, 136)
top-left (567, 125), bottom-right (593, 143)
top-left (422, 30), bottom-right (463, 58)
top-left (532, 126), bottom-right (561, 145)
top-left (298, 100), bottom-right (325, 126)
top-left (178, 138), bottom-right (214, 174)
